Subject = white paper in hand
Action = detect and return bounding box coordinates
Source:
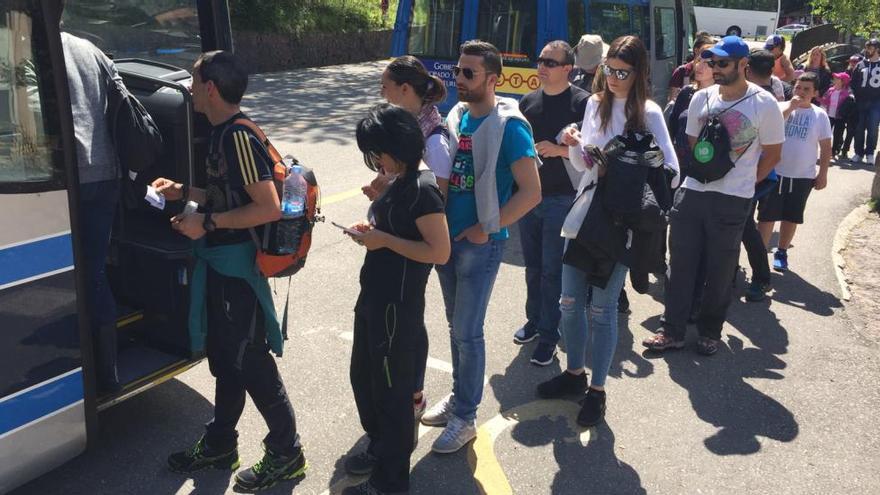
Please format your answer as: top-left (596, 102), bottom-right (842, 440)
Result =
top-left (145, 186), bottom-right (166, 210)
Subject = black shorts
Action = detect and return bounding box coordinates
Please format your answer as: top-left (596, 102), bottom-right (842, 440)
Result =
top-left (757, 177), bottom-right (814, 224)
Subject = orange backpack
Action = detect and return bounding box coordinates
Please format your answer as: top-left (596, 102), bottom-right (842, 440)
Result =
top-left (220, 118), bottom-right (322, 278)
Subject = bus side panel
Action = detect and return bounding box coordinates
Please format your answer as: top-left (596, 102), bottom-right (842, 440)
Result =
top-left (0, 371), bottom-right (86, 494)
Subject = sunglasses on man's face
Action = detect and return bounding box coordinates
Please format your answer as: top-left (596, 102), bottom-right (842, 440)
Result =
top-left (536, 57), bottom-right (566, 68)
top-left (601, 64), bottom-right (633, 81)
top-left (453, 66), bottom-right (485, 80)
top-left (706, 58), bottom-right (739, 69)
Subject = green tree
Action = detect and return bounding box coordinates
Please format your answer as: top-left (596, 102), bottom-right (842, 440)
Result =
top-left (809, 0), bottom-right (880, 36)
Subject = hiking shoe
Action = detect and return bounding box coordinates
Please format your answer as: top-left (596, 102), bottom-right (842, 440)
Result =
top-left (773, 249), bottom-right (788, 272)
top-left (529, 342), bottom-right (558, 366)
top-left (431, 415), bottom-right (477, 454)
top-left (852, 154), bottom-right (864, 164)
top-left (341, 480), bottom-right (409, 495)
top-left (537, 371), bottom-right (588, 399)
top-left (745, 280), bottom-right (767, 302)
top-left (576, 389), bottom-right (606, 427)
top-left (344, 451), bottom-right (377, 476)
top-left (421, 393), bottom-right (454, 427)
top-left (642, 331), bottom-right (685, 351)
top-left (167, 436), bottom-right (240, 473)
top-left (234, 445), bottom-right (307, 491)
top-left (513, 324), bottom-right (538, 344)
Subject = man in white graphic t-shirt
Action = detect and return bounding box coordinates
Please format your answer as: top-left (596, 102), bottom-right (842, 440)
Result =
top-left (643, 36), bottom-right (785, 356)
top-left (757, 72), bottom-right (832, 272)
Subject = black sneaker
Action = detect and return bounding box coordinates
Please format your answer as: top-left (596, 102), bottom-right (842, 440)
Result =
top-left (234, 445), bottom-right (307, 491)
top-left (344, 451), bottom-right (378, 476)
top-left (167, 436), bottom-right (240, 473)
top-left (529, 342), bottom-right (558, 366)
top-left (537, 371), bottom-right (588, 399)
top-left (576, 389), bottom-right (606, 427)
top-left (513, 324), bottom-right (539, 344)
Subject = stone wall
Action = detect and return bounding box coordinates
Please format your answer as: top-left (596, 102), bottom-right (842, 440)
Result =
top-left (234, 30), bottom-right (393, 74)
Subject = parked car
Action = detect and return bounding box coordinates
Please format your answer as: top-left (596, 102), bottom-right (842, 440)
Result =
top-left (792, 42), bottom-right (862, 73)
top-left (776, 24), bottom-right (809, 37)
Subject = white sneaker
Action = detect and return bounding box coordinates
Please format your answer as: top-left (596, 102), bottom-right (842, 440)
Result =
top-left (852, 154), bottom-right (864, 164)
top-left (421, 393), bottom-right (454, 426)
top-left (431, 415), bottom-right (477, 454)
top-left (867, 154), bottom-right (875, 165)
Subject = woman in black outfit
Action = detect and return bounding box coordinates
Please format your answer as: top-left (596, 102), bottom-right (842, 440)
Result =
top-left (342, 104), bottom-right (450, 495)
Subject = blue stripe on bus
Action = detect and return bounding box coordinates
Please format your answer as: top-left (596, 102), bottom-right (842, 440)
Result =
top-left (0, 233), bottom-right (73, 287)
top-left (0, 369), bottom-right (83, 436)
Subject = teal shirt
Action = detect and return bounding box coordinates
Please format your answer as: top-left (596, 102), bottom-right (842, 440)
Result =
top-left (446, 112), bottom-right (536, 240)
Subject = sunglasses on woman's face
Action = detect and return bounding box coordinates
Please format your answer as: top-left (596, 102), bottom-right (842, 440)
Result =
top-left (601, 64), bottom-right (633, 81)
top-left (453, 66), bottom-right (485, 80)
top-left (536, 57), bottom-right (566, 68)
top-left (363, 151), bottom-right (381, 170)
top-left (706, 58), bottom-right (738, 69)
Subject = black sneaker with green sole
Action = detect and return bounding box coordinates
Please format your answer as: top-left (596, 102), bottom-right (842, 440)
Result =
top-left (167, 437), bottom-right (240, 473)
top-left (234, 446), bottom-right (308, 491)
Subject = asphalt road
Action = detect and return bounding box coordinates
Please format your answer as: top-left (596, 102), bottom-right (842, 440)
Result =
top-left (13, 61), bottom-right (880, 495)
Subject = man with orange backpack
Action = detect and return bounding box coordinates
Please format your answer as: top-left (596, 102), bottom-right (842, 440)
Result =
top-left (152, 50), bottom-right (306, 491)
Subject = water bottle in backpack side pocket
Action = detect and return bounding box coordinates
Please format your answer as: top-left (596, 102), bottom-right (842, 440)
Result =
top-left (275, 159), bottom-right (307, 254)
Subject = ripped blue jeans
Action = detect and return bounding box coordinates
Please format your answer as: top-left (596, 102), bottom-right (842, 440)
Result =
top-left (559, 260), bottom-right (628, 388)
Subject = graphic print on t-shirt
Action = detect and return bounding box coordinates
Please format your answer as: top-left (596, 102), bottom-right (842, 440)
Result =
top-left (449, 133), bottom-right (475, 193)
top-left (784, 110), bottom-right (814, 140)
top-left (718, 109), bottom-right (758, 162)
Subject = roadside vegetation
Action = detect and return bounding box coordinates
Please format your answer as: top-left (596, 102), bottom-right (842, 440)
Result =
top-left (229, 0), bottom-right (399, 35)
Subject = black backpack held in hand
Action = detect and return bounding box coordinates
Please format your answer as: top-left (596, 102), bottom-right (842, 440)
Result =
top-left (690, 91), bottom-right (757, 184)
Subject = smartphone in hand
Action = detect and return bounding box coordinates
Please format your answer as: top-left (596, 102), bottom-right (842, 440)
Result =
top-left (331, 221), bottom-right (363, 236)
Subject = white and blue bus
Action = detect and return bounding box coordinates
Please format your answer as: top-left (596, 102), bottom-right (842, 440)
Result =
top-left (0, 1), bottom-right (232, 491)
top-left (692, 0), bottom-right (780, 38)
top-left (391, 0), bottom-right (698, 111)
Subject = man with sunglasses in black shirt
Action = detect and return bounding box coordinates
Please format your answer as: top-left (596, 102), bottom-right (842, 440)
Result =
top-left (514, 41), bottom-right (588, 366)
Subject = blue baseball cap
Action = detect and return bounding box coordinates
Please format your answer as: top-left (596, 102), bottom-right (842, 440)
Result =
top-left (701, 35), bottom-right (750, 59)
top-left (764, 34), bottom-right (785, 50)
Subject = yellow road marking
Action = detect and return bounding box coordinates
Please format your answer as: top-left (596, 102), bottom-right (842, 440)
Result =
top-left (322, 187), bottom-right (364, 207)
top-left (469, 399), bottom-right (590, 495)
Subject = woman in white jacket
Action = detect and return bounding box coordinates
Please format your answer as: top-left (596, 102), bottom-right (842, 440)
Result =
top-left (535, 35), bottom-right (679, 426)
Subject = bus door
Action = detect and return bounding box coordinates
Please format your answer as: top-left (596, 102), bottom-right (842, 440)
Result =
top-left (58, 0), bottom-right (232, 409)
top-left (0, 1), bottom-right (90, 492)
top-left (649, 0), bottom-right (680, 102)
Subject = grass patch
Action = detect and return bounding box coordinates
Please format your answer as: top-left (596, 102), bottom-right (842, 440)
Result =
top-left (229, 0), bottom-right (399, 35)
top-left (869, 198), bottom-right (880, 213)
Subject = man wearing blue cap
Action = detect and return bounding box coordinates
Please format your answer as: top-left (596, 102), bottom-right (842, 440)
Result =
top-left (644, 36), bottom-right (785, 356)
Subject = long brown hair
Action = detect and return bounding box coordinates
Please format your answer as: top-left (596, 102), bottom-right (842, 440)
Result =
top-left (386, 55), bottom-right (448, 105)
top-left (596, 36), bottom-right (650, 133)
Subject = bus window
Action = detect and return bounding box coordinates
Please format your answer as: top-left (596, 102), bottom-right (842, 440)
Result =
top-left (61, 0), bottom-right (201, 69)
top-left (587, 2), bottom-right (630, 46)
top-left (567, 0), bottom-right (586, 47)
top-left (654, 7), bottom-right (677, 59)
top-left (409, 0), bottom-right (465, 60)
top-left (0, 7), bottom-right (59, 187)
top-left (476, 0), bottom-right (537, 67)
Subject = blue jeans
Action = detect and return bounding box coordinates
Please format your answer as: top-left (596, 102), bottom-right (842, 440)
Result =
top-left (559, 259), bottom-right (628, 388)
top-left (436, 238), bottom-right (506, 422)
top-left (79, 180), bottom-right (119, 328)
top-left (855, 100), bottom-right (880, 156)
top-left (518, 194), bottom-right (573, 345)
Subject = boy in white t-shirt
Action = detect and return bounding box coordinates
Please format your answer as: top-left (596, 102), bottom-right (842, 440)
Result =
top-left (758, 72), bottom-right (832, 272)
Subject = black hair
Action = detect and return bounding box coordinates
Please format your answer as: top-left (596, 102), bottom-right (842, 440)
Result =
top-left (545, 40), bottom-right (575, 66)
top-left (356, 104), bottom-right (425, 175)
top-left (460, 40), bottom-right (503, 76)
top-left (748, 49), bottom-right (776, 79)
top-left (796, 71), bottom-right (819, 91)
top-left (386, 55), bottom-right (447, 105)
top-left (195, 50), bottom-right (248, 104)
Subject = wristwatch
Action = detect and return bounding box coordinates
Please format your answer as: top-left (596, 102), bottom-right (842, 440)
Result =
top-left (203, 211), bottom-right (216, 233)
